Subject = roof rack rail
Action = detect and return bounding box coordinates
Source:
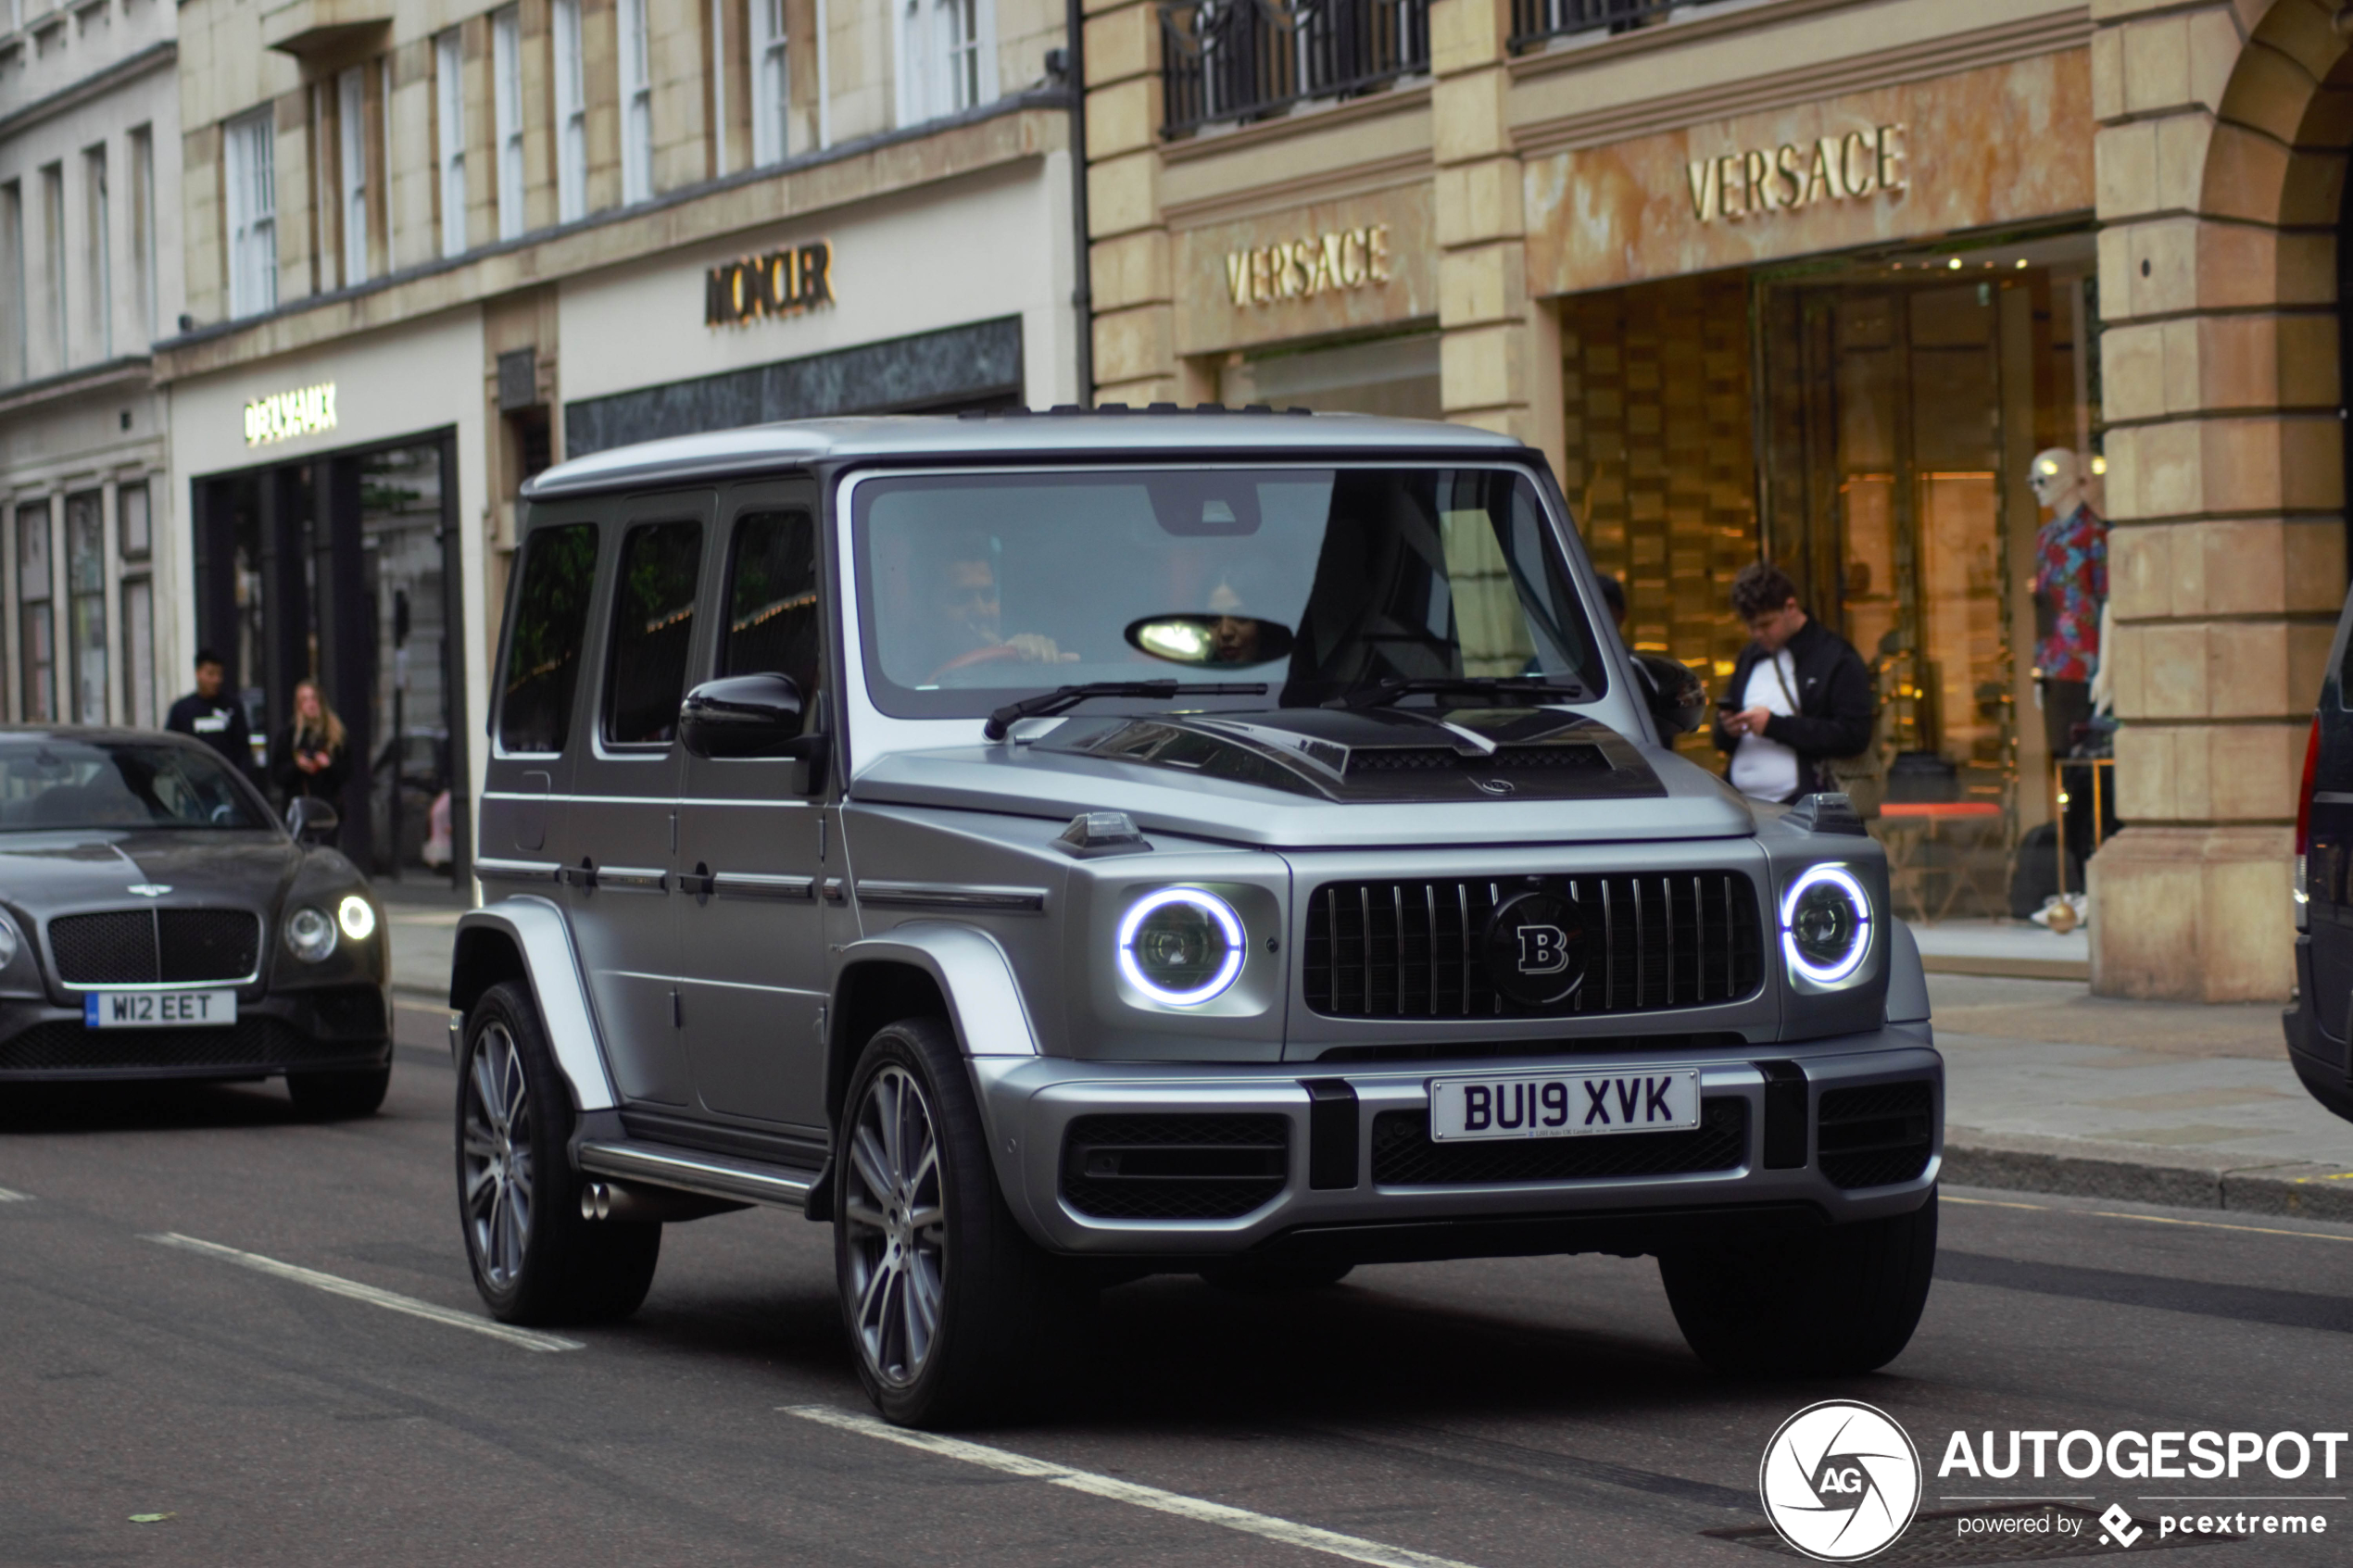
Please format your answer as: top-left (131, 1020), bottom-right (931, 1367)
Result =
top-left (950, 403), bottom-right (1317, 420)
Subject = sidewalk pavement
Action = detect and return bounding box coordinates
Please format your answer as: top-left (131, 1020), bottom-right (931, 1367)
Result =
top-left (382, 904), bottom-right (2353, 1218)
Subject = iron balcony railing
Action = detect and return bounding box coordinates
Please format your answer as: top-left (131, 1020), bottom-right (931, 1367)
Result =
top-left (1161, 0), bottom-right (1429, 139)
top-left (1506, 0), bottom-right (1733, 54)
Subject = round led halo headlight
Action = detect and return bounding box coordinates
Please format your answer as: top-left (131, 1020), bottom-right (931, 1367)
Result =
top-left (337, 894), bottom-right (377, 943)
top-left (1116, 887), bottom-right (1246, 1007)
top-left (283, 905), bottom-right (338, 963)
top-left (1780, 864), bottom-right (1871, 985)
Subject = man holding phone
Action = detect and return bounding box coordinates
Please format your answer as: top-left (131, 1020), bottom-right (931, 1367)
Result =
top-left (1712, 562), bottom-right (1874, 805)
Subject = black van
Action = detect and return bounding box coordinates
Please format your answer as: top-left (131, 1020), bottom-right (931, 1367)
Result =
top-left (2289, 596), bottom-right (2353, 1121)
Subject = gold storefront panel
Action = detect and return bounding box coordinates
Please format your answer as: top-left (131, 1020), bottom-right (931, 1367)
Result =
top-left (1173, 183), bottom-right (1436, 358)
top-left (1557, 270), bottom-right (1758, 760)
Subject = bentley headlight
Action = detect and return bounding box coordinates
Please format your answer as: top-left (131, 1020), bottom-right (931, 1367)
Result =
top-left (1117, 888), bottom-right (1244, 1006)
top-left (1781, 864), bottom-right (1870, 985)
top-left (284, 905), bottom-right (338, 963)
top-left (337, 894), bottom-right (377, 943)
top-left (0, 912), bottom-right (19, 969)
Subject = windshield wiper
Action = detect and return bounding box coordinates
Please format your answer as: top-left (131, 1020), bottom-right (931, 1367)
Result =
top-left (983, 681), bottom-right (1270, 741)
top-left (1323, 675), bottom-right (1589, 711)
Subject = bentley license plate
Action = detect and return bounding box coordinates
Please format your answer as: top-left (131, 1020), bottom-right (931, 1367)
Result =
top-left (82, 990), bottom-right (237, 1028)
top-left (1428, 1068), bottom-right (1700, 1142)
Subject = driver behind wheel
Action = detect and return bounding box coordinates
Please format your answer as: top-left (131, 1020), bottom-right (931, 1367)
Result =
top-left (923, 534), bottom-right (1079, 684)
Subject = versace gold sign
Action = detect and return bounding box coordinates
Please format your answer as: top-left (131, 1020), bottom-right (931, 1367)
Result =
top-left (1224, 224), bottom-right (1392, 307)
top-left (1686, 124), bottom-right (1907, 224)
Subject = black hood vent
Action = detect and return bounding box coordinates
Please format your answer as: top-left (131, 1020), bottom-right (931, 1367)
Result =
top-left (1036, 706), bottom-right (1662, 804)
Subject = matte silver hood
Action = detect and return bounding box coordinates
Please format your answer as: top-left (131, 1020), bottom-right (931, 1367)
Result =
top-left (846, 715), bottom-right (1756, 848)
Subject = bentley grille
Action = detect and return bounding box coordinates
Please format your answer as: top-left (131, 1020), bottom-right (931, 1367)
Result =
top-left (1302, 872), bottom-right (1764, 1019)
top-left (50, 909), bottom-right (263, 985)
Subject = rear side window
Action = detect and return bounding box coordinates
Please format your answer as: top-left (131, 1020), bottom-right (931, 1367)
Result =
top-left (497, 522), bottom-right (598, 754)
top-left (719, 510), bottom-right (820, 720)
top-left (604, 521), bottom-right (703, 746)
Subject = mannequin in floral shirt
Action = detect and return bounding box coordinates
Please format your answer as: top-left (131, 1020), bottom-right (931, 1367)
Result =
top-left (2030, 448), bottom-right (2106, 759)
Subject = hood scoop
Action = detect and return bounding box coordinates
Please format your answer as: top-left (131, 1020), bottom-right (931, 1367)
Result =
top-left (1035, 706), bottom-right (1665, 804)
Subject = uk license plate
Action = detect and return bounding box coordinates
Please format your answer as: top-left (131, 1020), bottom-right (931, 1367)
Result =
top-left (1428, 1068), bottom-right (1700, 1142)
top-left (82, 990), bottom-right (237, 1029)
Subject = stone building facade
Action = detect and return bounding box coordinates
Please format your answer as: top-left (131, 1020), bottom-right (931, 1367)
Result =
top-left (156, 0), bottom-right (1082, 884)
top-left (1082, 0), bottom-right (2353, 1003)
top-left (2086, 0), bottom-right (2348, 1001)
top-left (0, 0), bottom-right (183, 730)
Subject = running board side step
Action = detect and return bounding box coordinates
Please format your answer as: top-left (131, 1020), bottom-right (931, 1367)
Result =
top-left (577, 1139), bottom-right (821, 1212)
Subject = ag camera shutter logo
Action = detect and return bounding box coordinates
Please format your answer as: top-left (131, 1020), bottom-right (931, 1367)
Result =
top-left (1760, 1400), bottom-right (1922, 1562)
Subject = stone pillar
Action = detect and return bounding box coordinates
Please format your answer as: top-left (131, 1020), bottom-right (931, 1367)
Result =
top-left (1084, 0), bottom-right (1176, 406)
top-left (1430, 0), bottom-right (1554, 466)
top-left (2087, 0), bottom-right (2347, 1001)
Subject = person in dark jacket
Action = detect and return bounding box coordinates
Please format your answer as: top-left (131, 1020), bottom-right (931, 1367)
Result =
top-left (165, 649), bottom-right (257, 779)
top-left (1712, 562), bottom-right (1874, 804)
top-left (271, 679), bottom-right (354, 807)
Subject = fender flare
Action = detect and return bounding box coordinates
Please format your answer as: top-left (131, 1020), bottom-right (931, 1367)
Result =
top-left (452, 897), bottom-right (618, 1112)
top-left (831, 923), bottom-right (1039, 1212)
top-left (1885, 918), bottom-right (1931, 1028)
top-left (833, 922), bottom-right (1040, 1063)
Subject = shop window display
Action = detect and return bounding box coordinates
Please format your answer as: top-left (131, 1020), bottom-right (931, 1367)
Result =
top-left (1756, 238), bottom-right (2103, 917)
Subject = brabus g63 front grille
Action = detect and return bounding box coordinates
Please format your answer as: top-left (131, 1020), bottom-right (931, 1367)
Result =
top-left (1302, 873), bottom-right (1764, 1019)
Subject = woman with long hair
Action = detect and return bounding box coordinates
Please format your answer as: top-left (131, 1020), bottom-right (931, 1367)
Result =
top-left (271, 679), bottom-right (353, 806)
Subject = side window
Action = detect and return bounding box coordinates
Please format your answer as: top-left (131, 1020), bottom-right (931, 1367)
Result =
top-left (604, 520), bottom-right (703, 746)
top-left (497, 522), bottom-right (598, 754)
top-left (720, 509), bottom-right (820, 724)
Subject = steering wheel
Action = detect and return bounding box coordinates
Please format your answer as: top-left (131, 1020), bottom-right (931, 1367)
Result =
top-left (926, 643), bottom-right (1031, 686)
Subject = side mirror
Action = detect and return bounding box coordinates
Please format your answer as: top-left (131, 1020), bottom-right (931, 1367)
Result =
top-left (286, 796), bottom-right (341, 845)
top-left (1632, 654), bottom-right (1709, 737)
top-left (680, 673), bottom-right (821, 762)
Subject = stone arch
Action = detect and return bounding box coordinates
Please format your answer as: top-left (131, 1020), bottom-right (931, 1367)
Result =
top-left (2086, 0), bottom-right (2353, 1001)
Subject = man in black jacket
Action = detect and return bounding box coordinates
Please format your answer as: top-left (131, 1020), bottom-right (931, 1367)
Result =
top-left (165, 649), bottom-right (256, 781)
top-left (1712, 563), bottom-right (1875, 804)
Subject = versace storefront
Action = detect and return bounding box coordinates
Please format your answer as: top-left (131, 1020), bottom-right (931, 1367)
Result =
top-left (1103, 2), bottom-right (2101, 917)
top-left (1521, 45), bottom-right (2103, 857)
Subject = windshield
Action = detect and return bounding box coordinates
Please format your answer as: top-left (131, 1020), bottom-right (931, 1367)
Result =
top-left (0, 740), bottom-right (276, 833)
top-left (851, 467), bottom-right (1605, 718)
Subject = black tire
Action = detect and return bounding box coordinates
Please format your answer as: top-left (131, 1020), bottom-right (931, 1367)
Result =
top-left (1200, 1258), bottom-right (1354, 1292)
top-left (457, 981), bottom-right (660, 1325)
top-left (834, 1016), bottom-right (1090, 1427)
top-left (286, 1064), bottom-right (391, 1119)
top-left (1658, 1190), bottom-right (1937, 1376)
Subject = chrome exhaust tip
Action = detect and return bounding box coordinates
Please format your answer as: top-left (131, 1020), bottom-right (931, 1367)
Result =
top-left (580, 1181), bottom-right (612, 1221)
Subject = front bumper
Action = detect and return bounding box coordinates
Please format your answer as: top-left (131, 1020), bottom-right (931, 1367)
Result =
top-left (0, 985), bottom-right (392, 1082)
top-left (973, 1024), bottom-right (1941, 1259)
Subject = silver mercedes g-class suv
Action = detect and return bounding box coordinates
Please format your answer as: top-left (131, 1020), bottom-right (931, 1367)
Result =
top-left (450, 411), bottom-right (1940, 1426)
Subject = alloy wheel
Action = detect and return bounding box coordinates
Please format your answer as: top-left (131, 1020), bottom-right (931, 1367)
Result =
top-left (842, 1063), bottom-right (947, 1387)
top-left (462, 1022), bottom-right (534, 1290)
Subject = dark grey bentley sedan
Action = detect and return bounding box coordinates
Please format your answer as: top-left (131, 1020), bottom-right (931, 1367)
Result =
top-left (0, 728), bottom-right (390, 1116)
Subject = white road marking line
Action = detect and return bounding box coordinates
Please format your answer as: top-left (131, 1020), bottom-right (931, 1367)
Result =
top-left (785, 1404), bottom-right (1482, 1568)
top-left (0, 1186), bottom-right (31, 1202)
top-left (142, 1233), bottom-right (584, 1352)
top-left (1946, 1194), bottom-right (2353, 1244)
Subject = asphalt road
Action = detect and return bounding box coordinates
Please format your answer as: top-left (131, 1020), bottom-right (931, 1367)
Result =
top-left (3, 1012), bottom-right (2349, 1566)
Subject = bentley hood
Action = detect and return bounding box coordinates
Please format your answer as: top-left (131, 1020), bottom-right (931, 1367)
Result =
top-left (849, 708), bottom-right (1756, 848)
top-left (0, 830), bottom-right (303, 910)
